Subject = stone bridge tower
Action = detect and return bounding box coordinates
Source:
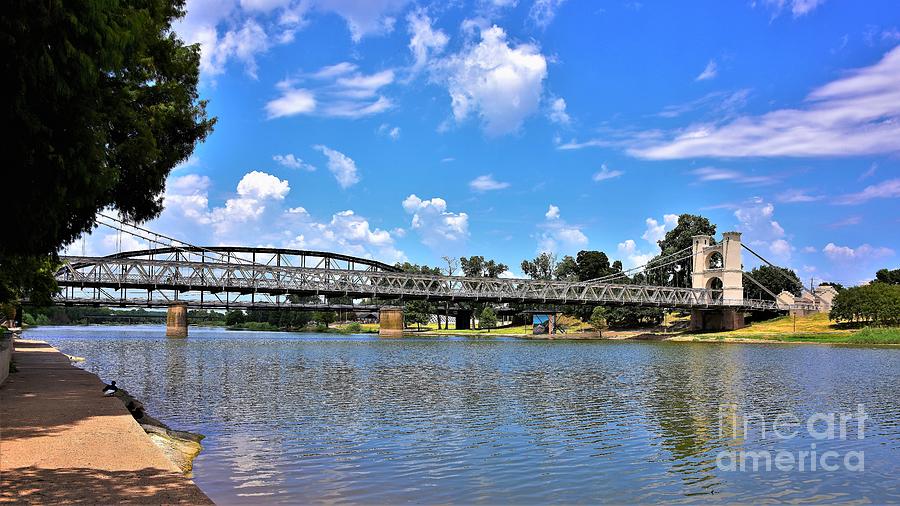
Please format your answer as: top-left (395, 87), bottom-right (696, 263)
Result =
top-left (689, 232), bottom-right (745, 331)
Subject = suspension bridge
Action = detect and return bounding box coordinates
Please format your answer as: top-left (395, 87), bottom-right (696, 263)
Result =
top-left (49, 214), bottom-right (828, 336)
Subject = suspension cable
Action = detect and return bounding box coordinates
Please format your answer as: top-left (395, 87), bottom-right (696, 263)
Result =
top-left (583, 246), bottom-right (692, 284)
top-left (741, 243), bottom-right (820, 302)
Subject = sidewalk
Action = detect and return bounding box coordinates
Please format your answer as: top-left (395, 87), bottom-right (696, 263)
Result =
top-left (0, 340), bottom-right (212, 504)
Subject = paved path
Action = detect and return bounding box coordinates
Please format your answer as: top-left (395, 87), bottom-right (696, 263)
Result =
top-left (0, 339), bottom-right (212, 504)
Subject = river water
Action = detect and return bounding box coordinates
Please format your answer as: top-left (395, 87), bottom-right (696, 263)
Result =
top-left (24, 326), bottom-right (900, 504)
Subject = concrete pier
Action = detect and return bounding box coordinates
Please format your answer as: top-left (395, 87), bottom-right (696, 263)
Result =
top-left (0, 339), bottom-right (211, 504)
top-left (689, 309), bottom-right (746, 331)
top-left (165, 303), bottom-right (188, 338)
top-left (379, 307), bottom-right (404, 337)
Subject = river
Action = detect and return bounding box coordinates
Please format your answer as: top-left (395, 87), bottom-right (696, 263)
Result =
top-left (24, 325), bottom-right (900, 504)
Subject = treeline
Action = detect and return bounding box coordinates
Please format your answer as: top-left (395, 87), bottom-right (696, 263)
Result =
top-left (830, 271), bottom-right (900, 326)
top-left (21, 307), bottom-right (228, 326)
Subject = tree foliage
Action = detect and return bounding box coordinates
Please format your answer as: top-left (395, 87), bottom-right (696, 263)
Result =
top-left (744, 265), bottom-right (802, 301)
top-left (404, 300), bottom-right (431, 329)
top-left (875, 268), bottom-right (900, 285)
top-left (479, 306), bottom-right (498, 331)
top-left (554, 255), bottom-right (579, 281)
top-left (1, 0), bottom-right (215, 303)
top-left (460, 256), bottom-right (508, 278)
top-left (521, 252), bottom-right (557, 280)
top-left (830, 283), bottom-right (900, 326)
top-left (589, 306), bottom-right (607, 332)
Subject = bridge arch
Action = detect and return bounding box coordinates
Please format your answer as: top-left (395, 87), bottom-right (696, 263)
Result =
top-left (691, 232), bottom-right (743, 301)
top-left (707, 251), bottom-right (724, 269)
top-left (706, 277), bottom-right (723, 290)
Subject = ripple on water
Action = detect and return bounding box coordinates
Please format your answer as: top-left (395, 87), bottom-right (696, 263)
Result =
top-left (25, 326), bottom-right (900, 505)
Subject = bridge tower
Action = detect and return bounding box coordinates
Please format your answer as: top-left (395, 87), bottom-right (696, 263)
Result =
top-left (689, 232), bottom-right (745, 331)
top-left (165, 302), bottom-right (189, 338)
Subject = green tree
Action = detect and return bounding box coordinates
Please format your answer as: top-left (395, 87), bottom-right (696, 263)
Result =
top-left (1, 0), bottom-right (215, 303)
top-left (225, 310), bottom-right (246, 326)
top-left (404, 300), bottom-right (431, 330)
top-left (830, 283), bottom-right (900, 326)
top-left (744, 265), bottom-right (802, 301)
top-left (479, 306), bottom-right (498, 331)
top-left (875, 268), bottom-right (900, 285)
top-left (589, 306), bottom-right (607, 334)
top-left (521, 252), bottom-right (557, 280)
top-left (554, 255), bottom-right (579, 281)
top-left (820, 281), bottom-right (846, 292)
top-left (460, 256), bottom-right (508, 278)
top-left (575, 251), bottom-right (612, 281)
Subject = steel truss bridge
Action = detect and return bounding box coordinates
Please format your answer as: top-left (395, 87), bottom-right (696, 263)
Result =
top-left (54, 246), bottom-right (788, 312)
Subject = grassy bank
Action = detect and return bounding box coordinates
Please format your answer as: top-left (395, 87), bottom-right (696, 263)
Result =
top-left (690, 313), bottom-right (900, 345)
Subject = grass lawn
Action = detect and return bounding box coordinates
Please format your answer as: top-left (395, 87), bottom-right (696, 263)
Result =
top-left (692, 313), bottom-right (900, 344)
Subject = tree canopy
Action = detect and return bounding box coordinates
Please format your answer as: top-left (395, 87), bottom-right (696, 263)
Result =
top-left (460, 256), bottom-right (508, 278)
top-left (744, 265), bottom-right (802, 300)
top-left (830, 283), bottom-right (900, 326)
top-left (875, 268), bottom-right (900, 285)
top-left (648, 214), bottom-right (717, 286)
top-left (1, 0), bottom-right (215, 302)
top-left (521, 252), bottom-right (557, 280)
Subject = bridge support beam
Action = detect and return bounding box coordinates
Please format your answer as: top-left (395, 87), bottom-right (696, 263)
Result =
top-left (379, 307), bottom-right (404, 337)
top-left (689, 309), bottom-right (745, 332)
top-left (455, 309), bottom-right (473, 330)
top-left (166, 302), bottom-right (189, 338)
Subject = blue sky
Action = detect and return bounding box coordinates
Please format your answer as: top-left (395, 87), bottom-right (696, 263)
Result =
top-left (73, 0), bottom-right (900, 286)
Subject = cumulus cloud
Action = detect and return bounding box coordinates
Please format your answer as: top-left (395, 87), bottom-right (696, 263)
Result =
top-left (545, 204), bottom-right (560, 220)
top-left (314, 145), bottom-right (360, 188)
top-left (642, 214), bottom-right (679, 245)
top-left (407, 10), bottom-right (448, 73)
top-left (273, 153), bottom-right (316, 171)
top-left (402, 194), bottom-right (469, 247)
top-left (733, 197), bottom-right (793, 261)
top-left (823, 242), bottom-right (894, 261)
top-left (469, 174), bottom-right (511, 192)
top-left (547, 97), bottom-right (570, 125)
top-left (629, 46), bottom-right (900, 159)
top-left (378, 123), bottom-right (401, 140)
top-left (535, 205), bottom-right (587, 253)
top-left (617, 239), bottom-right (656, 269)
top-left (265, 81), bottom-right (316, 118)
top-left (593, 164), bottom-right (624, 182)
top-left (316, 0), bottom-right (411, 42)
top-left (696, 60), bottom-right (718, 81)
top-left (438, 25), bottom-right (548, 135)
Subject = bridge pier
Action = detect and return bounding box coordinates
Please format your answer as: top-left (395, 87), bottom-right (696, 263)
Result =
top-left (379, 307), bottom-right (404, 337)
top-left (689, 309), bottom-right (745, 332)
top-left (165, 302), bottom-right (189, 338)
top-left (455, 309), bottom-right (473, 330)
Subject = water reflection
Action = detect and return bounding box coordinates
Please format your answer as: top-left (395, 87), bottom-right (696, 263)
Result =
top-left (26, 326), bottom-right (900, 504)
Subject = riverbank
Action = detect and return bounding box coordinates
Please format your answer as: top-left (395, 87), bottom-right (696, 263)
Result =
top-left (0, 339), bottom-right (212, 504)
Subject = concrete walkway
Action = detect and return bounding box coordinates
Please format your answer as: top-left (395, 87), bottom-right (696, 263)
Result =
top-left (0, 340), bottom-right (212, 504)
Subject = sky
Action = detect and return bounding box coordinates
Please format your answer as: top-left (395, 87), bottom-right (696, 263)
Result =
top-left (70, 0), bottom-right (900, 286)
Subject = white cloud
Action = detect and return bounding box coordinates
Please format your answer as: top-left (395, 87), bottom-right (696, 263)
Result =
top-left (378, 123), bottom-right (401, 140)
top-left (266, 65), bottom-right (394, 119)
top-left (469, 174), bottom-right (511, 192)
top-left (265, 82), bottom-right (316, 119)
top-left (547, 97), bottom-right (570, 125)
top-left (691, 167), bottom-right (778, 186)
top-left (236, 170), bottom-right (290, 200)
top-left (696, 60), bottom-right (718, 81)
top-left (593, 164), bottom-right (624, 182)
top-left (529, 0), bottom-right (567, 28)
top-left (834, 178), bottom-right (900, 205)
top-left (273, 153), bottom-right (316, 171)
top-left (761, 0), bottom-right (826, 18)
top-left (402, 194), bottom-right (469, 247)
top-left (437, 25), bottom-right (548, 135)
top-left (315, 0), bottom-right (410, 42)
top-left (535, 205), bottom-right (587, 253)
top-left (642, 214), bottom-right (678, 245)
top-left (630, 46), bottom-right (900, 159)
top-left (617, 239), bottom-right (656, 269)
top-left (823, 242), bottom-right (894, 261)
top-left (407, 10), bottom-right (448, 73)
top-left (775, 188), bottom-right (823, 203)
top-left (734, 197), bottom-right (793, 260)
top-left (314, 145), bottom-right (360, 188)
